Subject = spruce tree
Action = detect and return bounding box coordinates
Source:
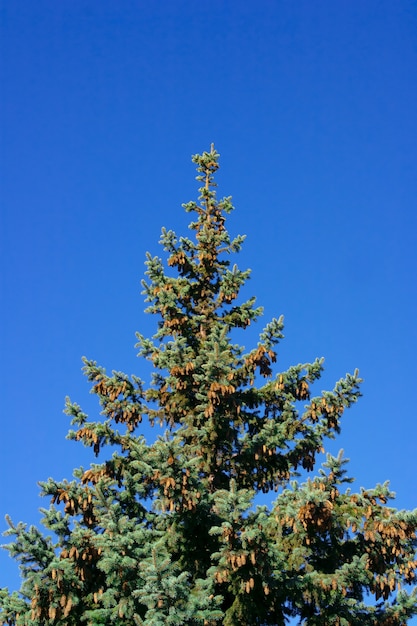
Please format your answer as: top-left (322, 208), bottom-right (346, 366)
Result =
top-left (1, 146), bottom-right (416, 626)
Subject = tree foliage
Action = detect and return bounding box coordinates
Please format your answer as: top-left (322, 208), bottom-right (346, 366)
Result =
top-left (1, 146), bottom-right (416, 625)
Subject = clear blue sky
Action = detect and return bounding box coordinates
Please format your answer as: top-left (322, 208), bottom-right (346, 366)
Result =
top-left (1, 0), bottom-right (417, 611)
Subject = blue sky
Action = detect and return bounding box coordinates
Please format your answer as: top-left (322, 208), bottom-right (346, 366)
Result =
top-left (1, 0), bottom-right (417, 612)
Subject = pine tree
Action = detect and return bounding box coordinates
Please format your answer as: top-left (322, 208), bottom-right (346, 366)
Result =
top-left (1, 146), bottom-right (416, 626)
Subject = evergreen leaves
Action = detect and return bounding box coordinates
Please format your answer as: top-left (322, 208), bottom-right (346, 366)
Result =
top-left (1, 146), bottom-right (416, 625)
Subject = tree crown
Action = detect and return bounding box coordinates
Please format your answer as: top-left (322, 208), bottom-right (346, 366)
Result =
top-left (1, 147), bottom-right (416, 626)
